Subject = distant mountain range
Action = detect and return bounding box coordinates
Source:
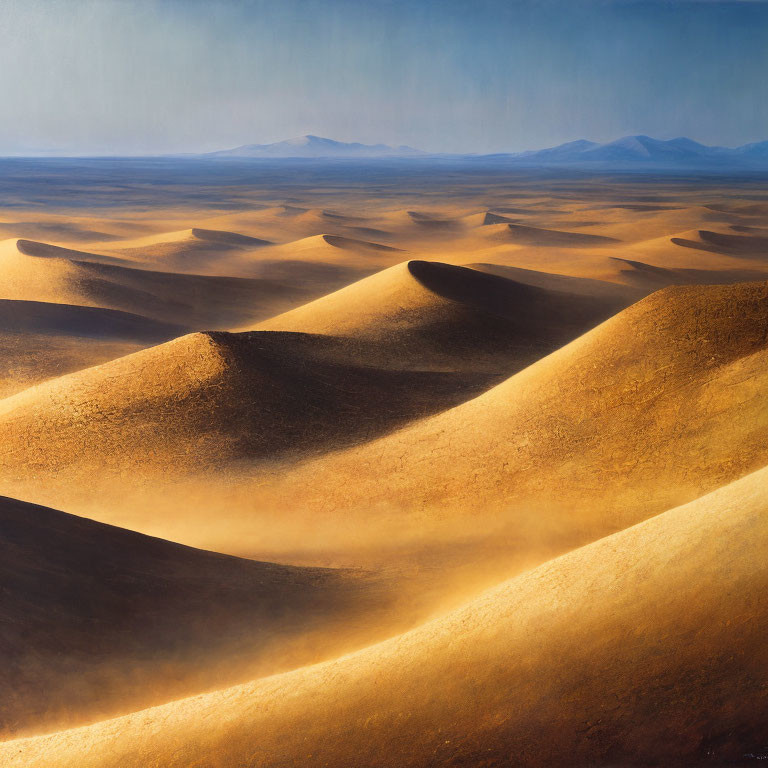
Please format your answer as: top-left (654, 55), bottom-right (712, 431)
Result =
top-left (492, 135), bottom-right (768, 167)
top-left (204, 133), bottom-right (768, 168)
top-left (206, 135), bottom-right (424, 158)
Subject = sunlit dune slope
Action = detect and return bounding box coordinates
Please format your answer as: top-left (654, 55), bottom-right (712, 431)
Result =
top-left (0, 299), bottom-right (184, 397)
top-left (258, 260), bottom-right (625, 372)
top-left (239, 258), bottom-right (373, 293)
top-left (107, 228), bottom-right (273, 274)
top-left (254, 279), bottom-right (768, 542)
top-left (259, 233), bottom-right (404, 270)
top-left (0, 329), bottom-right (500, 483)
top-left (0, 238), bottom-right (311, 328)
top-left (14, 239), bottom-right (130, 266)
top-left (9, 466), bottom-right (768, 767)
top-left (0, 495), bottom-right (395, 738)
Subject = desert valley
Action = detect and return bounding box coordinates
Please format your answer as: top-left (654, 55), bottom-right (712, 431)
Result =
top-left (0, 153), bottom-right (766, 766)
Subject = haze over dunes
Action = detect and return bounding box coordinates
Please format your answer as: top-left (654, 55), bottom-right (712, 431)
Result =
top-left (3, 159), bottom-right (768, 766)
top-left (0, 496), bottom-right (399, 738)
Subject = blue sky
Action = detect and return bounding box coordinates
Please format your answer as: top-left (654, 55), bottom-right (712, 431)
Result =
top-left (0, 0), bottom-right (766, 155)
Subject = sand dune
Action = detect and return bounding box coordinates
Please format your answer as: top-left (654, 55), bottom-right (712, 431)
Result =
top-left (671, 228), bottom-right (768, 255)
top-left (16, 238), bottom-right (128, 266)
top-left (468, 262), bottom-right (644, 303)
top-left (0, 299), bottom-right (183, 340)
top-left (609, 256), bottom-right (768, 289)
top-left (490, 222), bottom-right (620, 246)
top-left (239, 258), bottom-right (373, 292)
top-left (7, 465), bottom-right (767, 767)
top-left (0, 299), bottom-right (184, 396)
top-left (258, 260), bottom-right (622, 373)
top-left (0, 329), bottom-right (502, 487)
top-left (0, 495), bottom-right (397, 738)
top-left (245, 279), bottom-right (768, 558)
top-left (461, 211), bottom-right (519, 226)
top-left (0, 238), bottom-right (311, 328)
top-left (263, 233), bottom-right (403, 266)
top-left (295, 208), bottom-right (367, 226)
top-left (107, 227), bottom-right (272, 274)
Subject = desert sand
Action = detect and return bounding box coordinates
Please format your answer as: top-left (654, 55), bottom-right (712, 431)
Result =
top-left (2, 162), bottom-right (768, 765)
top-left (4, 465), bottom-right (767, 767)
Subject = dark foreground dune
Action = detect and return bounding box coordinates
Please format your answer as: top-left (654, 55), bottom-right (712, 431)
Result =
top-left (0, 496), bottom-right (397, 738)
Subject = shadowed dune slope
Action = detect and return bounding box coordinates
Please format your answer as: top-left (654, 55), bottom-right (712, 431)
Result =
top-left (255, 280), bottom-right (768, 542)
top-left (258, 260), bottom-right (626, 372)
top-left (0, 238), bottom-right (311, 328)
top-left (671, 228), bottom-right (768, 256)
top-left (468, 262), bottom-right (645, 303)
top-left (609, 256), bottom-right (768, 290)
top-left (0, 330), bottom-right (500, 483)
top-left (0, 495), bottom-right (396, 738)
top-left (0, 300), bottom-right (185, 397)
top-left (0, 300), bottom-right (184, 340)
top-left (7, 466), bottom-right (768, 767)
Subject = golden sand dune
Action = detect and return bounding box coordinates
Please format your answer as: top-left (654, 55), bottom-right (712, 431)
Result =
top-left (489, 222), bottom-right (620, 247)
top-left (373, 209), bottom-right (461, 235)
top-left (294, 208), bottom-right (367, 226)
top-left (0, 299), bottom-right (184, 397)
top-left (0, 238), bottom-right (311, 328)
top-left (107, 227), bottom-right (272, 274)
top-left (468, 262), bottom-right (644, 302)
top-left (258, 260), bottom-right (623, 373)
top-left (239, 258), bottom-right (373, 293)
top-left (460, 211), bottom-right (519, 226)
top-left (249, 280), bottom-right (768, 554)
top-left (609, 256), bottom-right (768, 290)
top-left (0, 329), bottom-right (504, 486)
top-left (706, 201), bottom-right (768, 217)
top-left (7, 466), bottom-right (767, 767)
top-left (260, 234), bottom-right (403, 270)
top-left (15, 238), bottom-right (129, 266)
top-left (0, 494), bottom-right (397, 738)
top-left (671, 228), bottom-right (768, 255)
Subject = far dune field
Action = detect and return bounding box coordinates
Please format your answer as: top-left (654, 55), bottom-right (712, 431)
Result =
top-left (2, 160), bottom-right (768, 767)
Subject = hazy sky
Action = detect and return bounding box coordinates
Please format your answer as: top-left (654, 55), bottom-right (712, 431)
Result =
top-left (0, 0), bottom-right (767, 155)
